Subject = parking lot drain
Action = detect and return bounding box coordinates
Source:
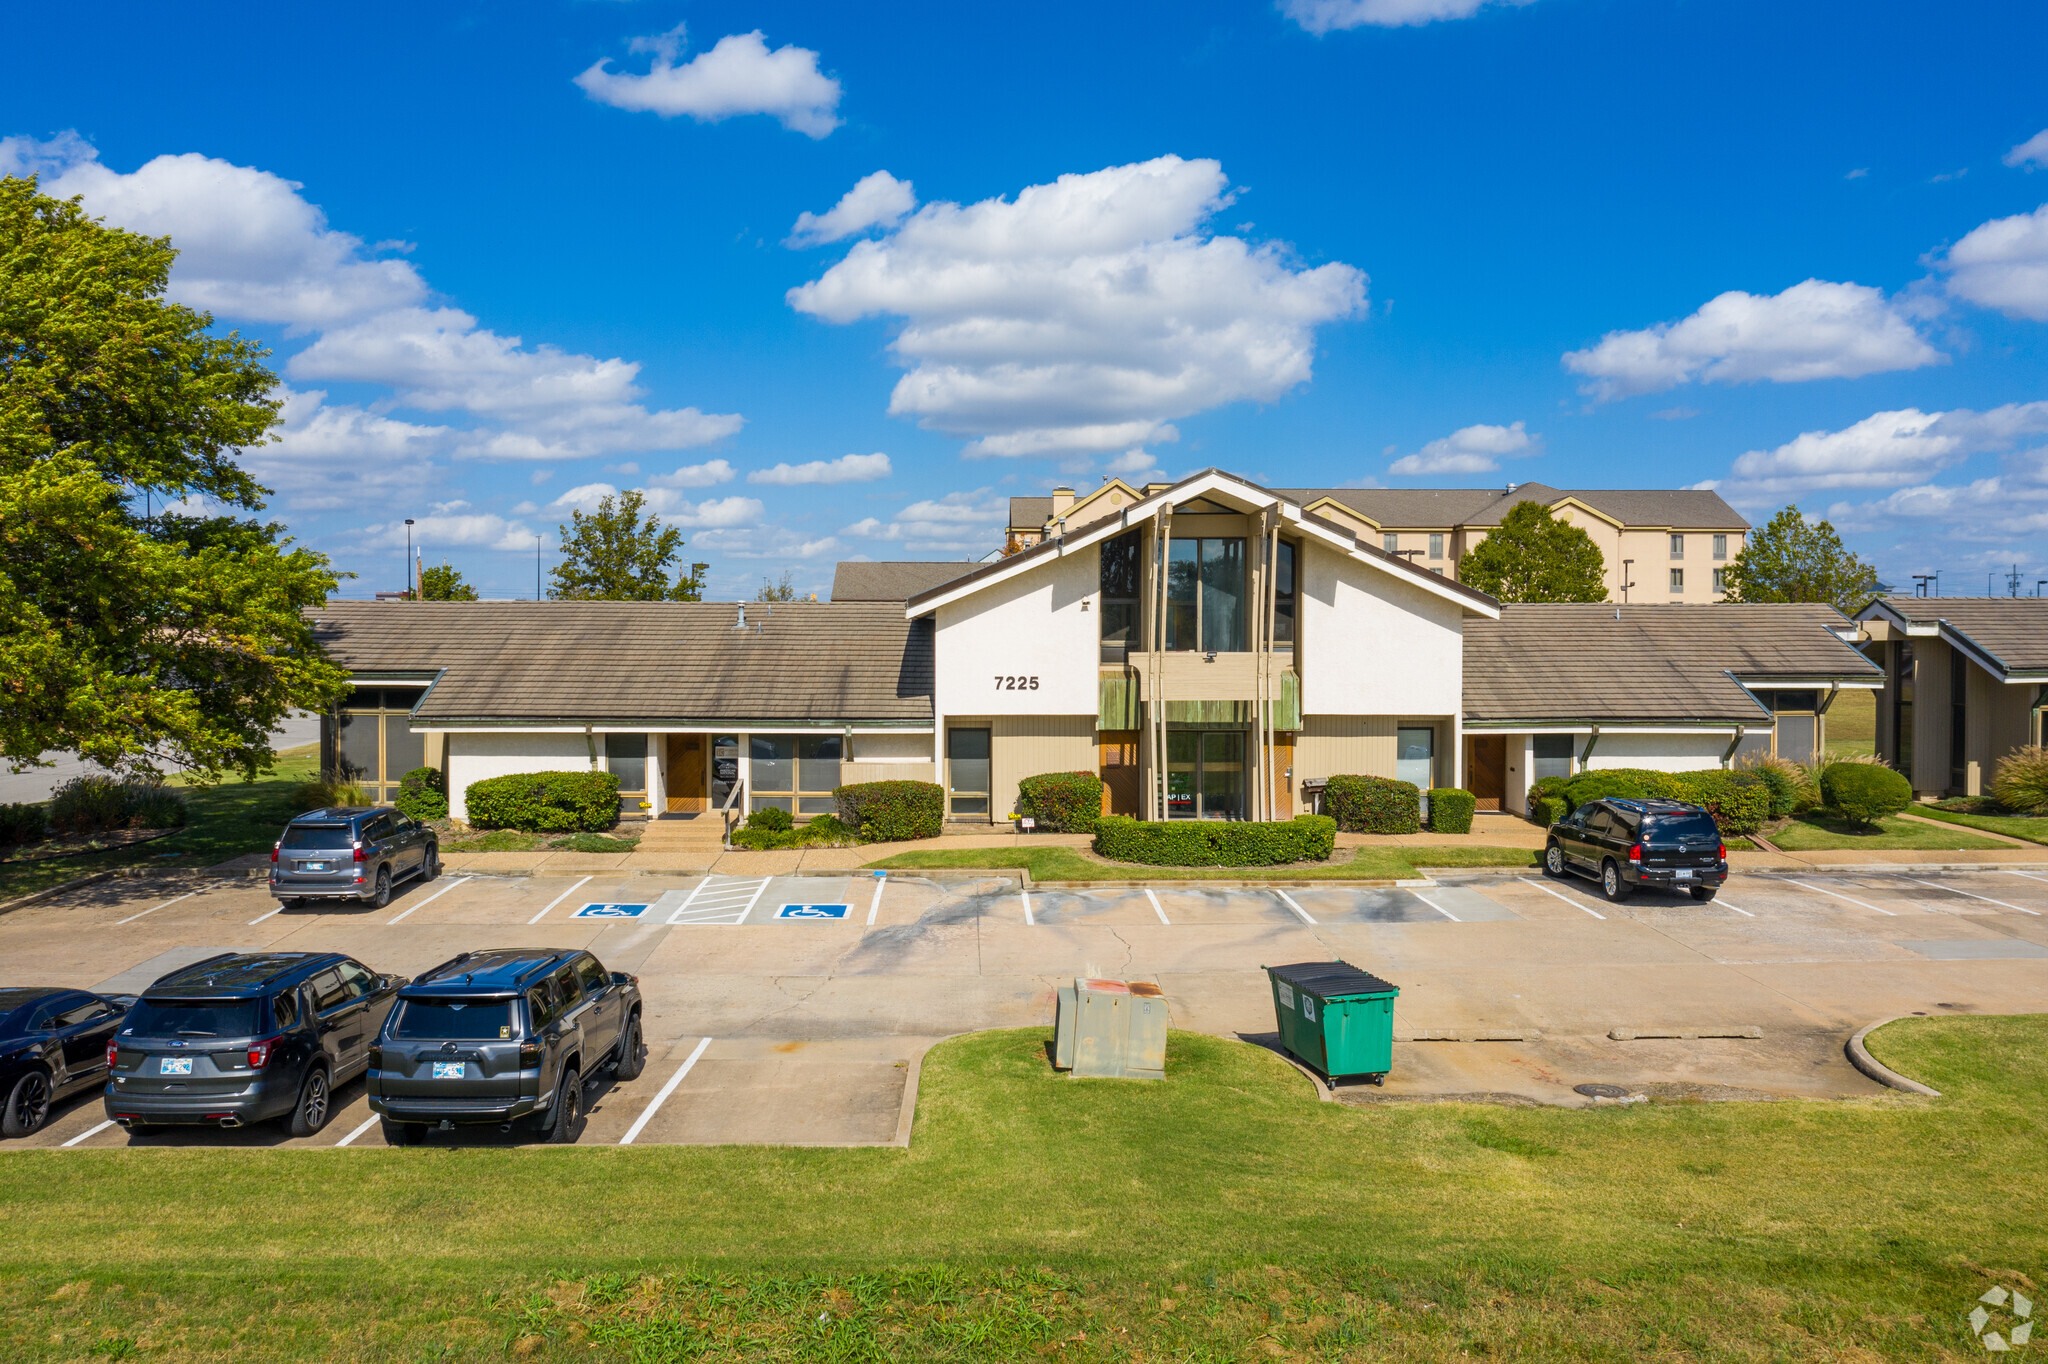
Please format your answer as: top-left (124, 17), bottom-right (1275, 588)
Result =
top-left (1608, 1026), bottom-right (1763, 1041)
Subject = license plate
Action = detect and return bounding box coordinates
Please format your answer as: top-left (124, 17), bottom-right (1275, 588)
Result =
top-left (1675, 869), bottom-right (1693, 880)
top-left (431, 1062), bottom-right (467, 1079)
top-left (300, 861), bottom-right (327, 872)
top-left (159, 1057), bottom-right (193, 1075)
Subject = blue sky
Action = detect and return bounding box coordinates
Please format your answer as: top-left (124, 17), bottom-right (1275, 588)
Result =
top-left (4, 0), bottom-right (2046, 598)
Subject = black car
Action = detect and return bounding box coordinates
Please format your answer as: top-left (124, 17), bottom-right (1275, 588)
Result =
top-left (270, 806), bottom-right (440, 908)
top-left (106, 952), bottom-right (403, 1135)
top-left (0, 988), bottom-right (129, 1138)
top-left (367, 948), bottom-right (646, 1146)
top-left (1544, 797), bottom-right (1728, 902)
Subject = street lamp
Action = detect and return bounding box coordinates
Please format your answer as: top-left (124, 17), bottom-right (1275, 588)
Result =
top-left (404, 519), bottom-right (415, 600)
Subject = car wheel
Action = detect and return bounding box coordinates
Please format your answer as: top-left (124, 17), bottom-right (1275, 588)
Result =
top-left (422, 847), bottom-right (440, 882)
top-left (1543, 842), bottom-right (1566, 877)
top-left (1601, 860), bottom-right (1634, 902)
top-left (369, 867), bottom-right (392, 908)
top-left (543, 1067), bottom-right (583, 1144)
top-left (613, 1016), bottom-right (645, 1082)
top-left (380, 1117), bottom-right (425, 1146)
top-left (2, 1068), bottom-right (52, 1138)
top-left (1690, 886), bottom-right (1718, 902)
top-left (286, 1067), bottom-right (330, 1137)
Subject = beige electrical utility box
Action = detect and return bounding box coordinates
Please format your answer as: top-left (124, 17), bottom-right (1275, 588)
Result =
top-left (1053, 978), bottom-right (1168, 1080)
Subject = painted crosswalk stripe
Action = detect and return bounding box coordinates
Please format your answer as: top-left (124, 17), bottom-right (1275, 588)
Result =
top-left (1519, 877), bottom-right (1605, 919)
top-left (1019, 889), bottom-right (1034, 926)
top-left (118, 890), bottom-right (201, 926)
top-left (386, 876), bottom-right (473, 925)
top-left (334, 1114), bottom-right (381, 1147)
top-left (1273, 889), bottom-right (1316, 925)
top-left (1789, 879), bottom-right (1895, 915)
top-left (62, 1120), bottom-right (115, 1148)
top-left (529, 875), bottom-right (595, 925)
top-left (1144, 888), bottom-right (1170, 924)
top-left (1901, 876), bottom-right (2039, 916)
top-left (666, 875), bottom-right (772, 925)
top-left (618, 1036), bottom-right (712, 1145)
top-left (867, 872), bottom-right (887, 926)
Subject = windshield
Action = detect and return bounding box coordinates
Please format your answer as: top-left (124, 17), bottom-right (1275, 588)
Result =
top-left (390, 997), bottom-right (518, 1041)
top-left (1644, 813), bottom-right (1720, 842)
top-left (282, 823), bottom-right (355, 850)
top-left (123, 998), bottom-right (262, 1038)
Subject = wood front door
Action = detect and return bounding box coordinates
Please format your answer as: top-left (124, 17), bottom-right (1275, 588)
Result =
top-left (1099, 730), bottom-right (1141, 816)
top-left (666, 734), bottom-right (707, 813)
top-left (1467, 735), bottom-right (1505, 811)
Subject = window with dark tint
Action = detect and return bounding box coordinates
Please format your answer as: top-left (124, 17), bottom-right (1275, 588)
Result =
top-left (525, 984), bottom-right (554, 1031)
top-left (271, 990), bottom-right (300, 1030)
top-left (1532, 734), bottom-right (1574, 782)
top-left (1273, 541), bottom-right (1297, 646)
top-left (549, 966), bottom-right (581, 1009)
top-left (282, 823), bottom-right (354, 850)
top-left (309, 971), bottom-right (349, 1012)
top-left (391, 997), bottom-right (517, 1040)
top-left (55, 998), bottom-right (114, 1026)
top-left (575, 955), bottom-right (607, 995)
top-left (1644, 813), bottom-right (1720, 842)
top-left (607, 733), bottom-right (649, 793)
top-left (1099, 529), bottom-right (1141, 659)
top-left (123, 999), bottom-right (261, 1038)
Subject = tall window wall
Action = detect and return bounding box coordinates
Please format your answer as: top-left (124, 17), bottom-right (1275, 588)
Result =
top-left (1100, 529), bottom-right (1141, 663)
top-left (1166, 538), bottom-right (1245, 652)
top-left (333, 687), bottom-right (426, 804)
top-left (750, 735), bottom-right (842, 815)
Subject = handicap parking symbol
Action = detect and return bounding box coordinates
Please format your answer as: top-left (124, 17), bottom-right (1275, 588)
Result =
top-left (573, 903), bottom-right (649, 919)
top-left (776, 903), bottom-right (850, 920)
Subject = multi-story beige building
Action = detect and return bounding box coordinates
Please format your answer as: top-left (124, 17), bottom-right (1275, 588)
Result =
top-left (1009, 478), bottom-right (1748, 604)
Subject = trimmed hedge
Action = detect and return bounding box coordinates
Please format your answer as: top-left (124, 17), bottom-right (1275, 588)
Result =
top-left (1530, 792), bottom-right (1568, 827)
top-left (1677, 770), bottom-right (1771, 836)
top-left (465, 770), bottom-right (621, 832)
top-left (834, 780), bottom-right (944, 843)
top-left (1535, 767), bottom-right (1770, 835)
top-left (395, 766), bottom-right (448, 821)
top-left (1822, 763), bottom-right (1913, 826)
top-left (1015, 770), bottom-right (1104, 833)
top-left (1094, 814), bottom-right (1337, 867)
top-left (1323, 774), bottom-right (1421, 834)
top-left (1428, 788), bottom-right (1476, 834)
top-left (747, 806), bottom-right (794, 833)
top-left (0, 802), bottom-right (48, 845)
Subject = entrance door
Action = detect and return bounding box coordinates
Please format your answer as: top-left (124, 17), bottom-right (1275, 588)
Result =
top-left (1467, 735), bottom-right (1505, 811)
top-left (666, 734), bottom-right (707, 813)
top-left (1167, 730), bottom-right (1244, 819)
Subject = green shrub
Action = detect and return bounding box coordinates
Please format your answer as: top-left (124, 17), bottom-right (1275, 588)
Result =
top-left (746, 805), bottom-right (794, 832)
top-left (0, 802), bottom-right (48, 844)
top-left (1094, 814), bottom-right (1337, 867)
top-left (48, 775), bottom-right (187, 833)
top-left (1322, 775), bottom-right (1420, 834)
top-left (291, 777), bottom-right (369, 812)
top-left (395, 766), bottom-right (448, 821)
top-left (799, 814), bottom-right (857, 845)
top-left (1561, 768), bottom-right (1686, 811)
top-left (728, 825), bottom-right (787, 850)
top-left (1673, 770), bottom-right (1770, 836)
top-left (1015, 771), bottom-right (1104, 833)
top-left (1991, 745), bottom-right (2048, 816)
top-left (464, 770), bottom-right (621, 832)
top-left (126, 785), bottom-right (188, 830)
top-left (1737, 754), bottom-right (1809, 817)
top-left (1428, 788), bottom-right (1476, 834)
top-left (1529, 792), bottom-right (1568, 827)
top-left (1822, 763), bottom-right (1913, 826)
top-left (834, 780), bottom-right (944, 843)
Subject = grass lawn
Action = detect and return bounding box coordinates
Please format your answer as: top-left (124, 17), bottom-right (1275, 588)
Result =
top-left (865, 844), bottom-right (1535, 881)
top-left (1767, 811), bottom-right (2013, 851)
top-left (1823, 685), bottom-right (1875, 759)
top-left (2, 1016), bottom-right (2043, 1361)
top-left (1909, 805), bottom-right (2048, 846)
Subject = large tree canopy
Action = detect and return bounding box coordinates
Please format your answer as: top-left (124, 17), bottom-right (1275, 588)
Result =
top-left (1721, 506), bottom-right (1880, 614)
top-left (550, 489), bottom-right (707, 601)
top-left (0, 175), bottom-right (347, 780)
top-left (1455, 500), bottom-right (1608, 603)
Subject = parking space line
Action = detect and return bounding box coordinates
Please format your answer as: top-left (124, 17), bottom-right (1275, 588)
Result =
top-left (1719, 899), bottom-right (1756, 917)
top-left (1900, 876), bottom-right (2040, 916)
top-left (866, 872), bottom-right (887, 926)
top-left (1408, 888), bottom-right (1460, 922)
top-left (1519, 877), bottom-right (1605, 919)
top-left (1019, 889), bottom-right (1034, 926)
top-left (117, 890), bottom-right (201, 926)
top-left (529, 875), bottom-right (595, 925)
top-left (386, 875), bottom-right (474, 925)
top-left (1788, 879), bottom-right (1895, 915)
top-left (2001, 869), bottom-right (2048, 885)
top-left (1144, 888), bottom-right (1170, 924)
top-left (334, 1114), bottom-right (380, 1147)
top-left (665, 875), bottom-right (771, 926)
top-left (618, 1036), bottom-right (712, 1145)
top-left (62, 1120), bottom-right (115, 1148)
top-left (249, 904), bottom-right (284, 926)
top-left (663, 876), bottom-right (714, 923)
top-left (1273, 889), bottom-right (1316, 925)
top-left (736, 877), bottom-right (775, 923)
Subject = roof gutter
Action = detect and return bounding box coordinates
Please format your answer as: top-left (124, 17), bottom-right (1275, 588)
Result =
top-left (1579, 726), bottom-right (1600, 769)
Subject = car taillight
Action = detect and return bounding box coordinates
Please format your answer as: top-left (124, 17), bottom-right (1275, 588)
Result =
top-left (353, 843), bottom-right (366, 862)
top-left (1628, 844), bottom-right (1641, 862)
top-left (271, 844), bottom-right (279, 863)
top-left (366, 1045), bottom-right (383, 1070)
top-left (1718, 843), bottom-right (1727, 860)
top-left (248, 1036), bottom-right (281, 1068)
top-left (107, 1039), bottom-right (120, 1069)
top-left (518, 1042), bottom-right (542, 1068)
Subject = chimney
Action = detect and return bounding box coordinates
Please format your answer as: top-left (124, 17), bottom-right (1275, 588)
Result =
top-left (1050, 486), bottom-right (1076, 519)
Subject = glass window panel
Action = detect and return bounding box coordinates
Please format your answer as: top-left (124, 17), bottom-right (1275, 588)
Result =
top-left (797, 794), bottom-right (840, 816)
top-left (1200, 539), bottom-right (1244, 652)
top-left (1670, 534), bottom-right (1685, 559)
top-left (1382, 532), bottom-right (1398, 553)
top-left (608, 733), bottom-right (648, 793)
top-left (947, 728), bottom-right (990, 816)
top-left (950, 795), bottom-right (988, 816)
top-left (384, 719), bottom-right (425, 782)
top-left (750, 734), bottom-right (795, 794)
top-left (1532, 734), bottom-right (1574, 781)
top-left (947, 728), bottom-right (989, 760)
top-left (1100, 529), bottom-right (1140, 598)
top-left (750, 794), bottom-right (794, 814)
top-left (1776, 715), bottom-right (1818, 765)
top-left (1713, 534), bottom-right (1728, 560)
top-left (1199, 731), bottom-right (1243, 820)
top-left (797, 735), bottom-right (842, 794)
top-left (1396, 726), bottom-right (1434, 792)
top-left (1100, 600), bottom-right (1138, 653)
top-left (1273, 541), bottom-right (1297, 646)
top-left (1428, 533), bottom-right (1444, 560)
top-left (1166, 540), bottom-right (1199, 650)
top-left (1669, 568), bottom-right (1684, 591)
top-left (336, 710), bottom-right (380, 785)
top-left (383, 688), bottom-right (423, 713)
top-left (1165, 730), bottom-right (1198, 819)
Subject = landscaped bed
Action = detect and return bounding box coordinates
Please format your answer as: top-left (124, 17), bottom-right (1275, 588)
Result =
top-left (1, 1016), bottom-right (2043, 1361)
top-left (865, 844), bottom-right (1536, 881)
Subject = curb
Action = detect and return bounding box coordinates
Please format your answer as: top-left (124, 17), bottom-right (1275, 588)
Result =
top-left (0, 869), bottom-right (120, 918)
top-left (1846, 1017), bottom-right (1941, 1097)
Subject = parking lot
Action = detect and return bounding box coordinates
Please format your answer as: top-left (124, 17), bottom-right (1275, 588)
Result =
top-left (5, 862), bottom-right (2047, 1147)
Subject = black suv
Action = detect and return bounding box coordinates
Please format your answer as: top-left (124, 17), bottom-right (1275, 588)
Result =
top-left (106, 952), bottom-right (403, 1135)
top-left (0, 988), bottom-right (129, 1138)
top-left (367, 948), bottom-right (645, 1145)
top-left (1544, 797), bottom-right (1728, 902)
top-left (271, 806), bottom-right (440, 908)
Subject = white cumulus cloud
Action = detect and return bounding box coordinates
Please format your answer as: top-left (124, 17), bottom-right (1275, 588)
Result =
top-left (1935, 202), bottom-right (2048, 322)
top-left (841, 489), bottom-right (1006, 554)
top-left (246, 388), bottom-right (449, 511)
top-left (1281, 0), bottom-right (1535, 32)
top-left (2005, 130), bottom-right (2048, 170)
top-left (362, 513), bottom-right (536, 553)
top-left (1563, 279), bottom-right (1943, 402)
top-left (1721, 402), bottom-right (2048, 501)
top-left (787, 155), bottom-right (1366, 458)
top-left (748, 453), bottom-right (893, 485)
top-left (574, 26), bottom-right (841, 138)
top-left (646, 459), bottom-right (736, 488)
top-left (787, 171), bottom-right (916, 247)
top-left (1388, 420), bottom-right (1537, 476)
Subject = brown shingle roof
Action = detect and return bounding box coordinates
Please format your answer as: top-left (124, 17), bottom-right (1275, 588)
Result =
top-left (1869, 596), bottom-right (2048, 675)
top-left (1008, 495), bottom-right (1053, 531)
top-left (311, 601), bottom-right (933, 724)
top-left (830, 561), bottom-right (981, 601)
top-left (1464, 603), bottom-right (1878, 724)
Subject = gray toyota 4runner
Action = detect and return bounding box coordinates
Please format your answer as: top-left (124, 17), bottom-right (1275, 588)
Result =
top-left (366, 948), bottom-right (645, 1145)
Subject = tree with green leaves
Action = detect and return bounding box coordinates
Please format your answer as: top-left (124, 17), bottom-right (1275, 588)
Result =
top-left (1456, 500), bottom-right (1608, 602)
top-left (1721, 506), bottom-right (1880, 614)
top-left (419, 562), bottom-right (478, 601)
top-left (1, 175), bottom-right (348, 781)
top-left (754, 570), bottom-right (798, 602)
top-left (548, 489), bottom-right (706, 600)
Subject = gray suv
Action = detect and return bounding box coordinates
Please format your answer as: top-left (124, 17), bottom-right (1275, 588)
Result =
top-left (366, 948), bottom-right (645, 1145)
top-left (270, 806), bottom-right (439, 908)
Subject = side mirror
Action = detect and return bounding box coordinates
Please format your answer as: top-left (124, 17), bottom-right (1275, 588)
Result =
top-left (610, 971), bottom-right (633, 987)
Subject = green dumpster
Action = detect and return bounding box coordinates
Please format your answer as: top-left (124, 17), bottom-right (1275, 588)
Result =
top-left (1265, 961), bottom-right (1399, 1088)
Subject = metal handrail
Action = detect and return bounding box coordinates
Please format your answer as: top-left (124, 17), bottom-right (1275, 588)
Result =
top-left (719, 780), bottom-right (744, 848)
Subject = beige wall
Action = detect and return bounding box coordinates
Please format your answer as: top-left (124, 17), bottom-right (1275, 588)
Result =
top-left (1295, 715), bottom-right (1397, 782)
top-left (840, 760), bottom-right (937, 786)
top-left (946, 713), bottom-right (1096, 822)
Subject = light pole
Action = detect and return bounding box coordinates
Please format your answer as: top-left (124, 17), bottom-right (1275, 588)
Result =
top-left (536, 535), bottom-right (543, 601)
top-left (404, 519), bottom-right (415, 599)
top-left (1620, 558), bottom-right (1634, 604)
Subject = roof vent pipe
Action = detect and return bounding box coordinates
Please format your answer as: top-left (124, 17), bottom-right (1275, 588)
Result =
top-left (734, 604), bottom-right (747, 629)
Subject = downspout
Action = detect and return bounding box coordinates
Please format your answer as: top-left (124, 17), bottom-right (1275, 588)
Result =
top-left (1577, 726), bottom-right (1601, 773)
top-left (585, 725), bottom-right (598, 771)
top-left (1721, 726), bottom-right (1744, 769)
top-left (1265, 510), bottom-right (1280, 820)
